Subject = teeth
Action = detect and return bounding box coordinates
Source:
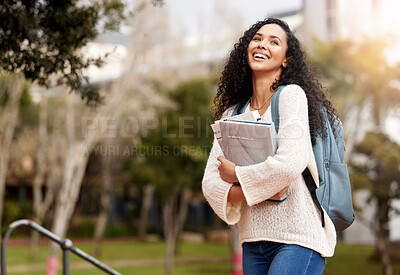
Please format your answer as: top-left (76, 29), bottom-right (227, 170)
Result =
top-left (254, 53), bottom-right (266, 59)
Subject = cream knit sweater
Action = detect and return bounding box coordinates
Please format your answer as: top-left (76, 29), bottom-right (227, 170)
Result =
top-left (202, 84), bottom-right (336, 257)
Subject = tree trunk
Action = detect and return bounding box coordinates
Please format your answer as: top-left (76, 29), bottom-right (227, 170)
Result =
top-left (373, 198), bottom-right (393, 275)
top-left (374, 220), bottom-right (393, 275)
top-left (174, 187), bottom-right (191, 255)
top-left (161, 187), bottom-right (192, 275)
top-left (230, 224), bottom-right (242, 275)
top-left (46, 95), bottom-right (91, 275)
top-left (138, 184), bottom-right (155, 242)
top-left (46, 83), bottom-right (125, 274)
top-left (162, 189), bottom-right (178, 275)
top-left (30, 91), bottom-right (48, 259)
top-left (47, 142), bottom-right (90, 275)
top-left (36, 133), bottom-right (61, 265)
top-left (93, 153), bottom-right (112, 258)
top-left (0, 75), bottom-right (23, 239)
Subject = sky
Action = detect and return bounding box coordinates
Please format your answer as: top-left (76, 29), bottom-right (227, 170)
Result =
top-left (90, 0), bottom-right (303, 82)
top-left (166, 0), bottom-right (302, 37)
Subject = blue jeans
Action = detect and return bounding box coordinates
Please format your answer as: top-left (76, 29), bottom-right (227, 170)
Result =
top-left (242, 241), bottom-right (326, 275)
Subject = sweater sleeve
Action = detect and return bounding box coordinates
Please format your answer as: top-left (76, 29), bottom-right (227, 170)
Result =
top-left (202, 108), bottom-right (242, 225)
top-left (235, 85), bottom-right (311, 206)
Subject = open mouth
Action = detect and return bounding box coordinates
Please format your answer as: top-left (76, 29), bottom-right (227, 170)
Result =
top-left (253, 52), bottom-right (268, 60)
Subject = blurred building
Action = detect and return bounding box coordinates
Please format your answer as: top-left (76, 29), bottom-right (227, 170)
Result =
top-left (299, 0), bottom-right (400, 51)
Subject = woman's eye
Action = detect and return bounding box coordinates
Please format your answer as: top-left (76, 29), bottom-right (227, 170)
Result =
top-left (253, 37), bottom-right (261, 41)
top-left (271, 41), bottom-right (279, 45)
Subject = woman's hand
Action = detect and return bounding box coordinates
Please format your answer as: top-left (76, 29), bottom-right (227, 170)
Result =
top-left (228, 185), bottom-right (246, 202)
top-left (217, 157), bottom-right (239, 183)
top-left (218, 156), bottom-right (288, 202)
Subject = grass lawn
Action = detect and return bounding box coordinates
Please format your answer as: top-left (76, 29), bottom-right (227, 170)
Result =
top-left (325, 243), bottom-right (400, 275)
top-left (4, 240), bottom-right (231, 274)
top-left (2, 239), bottom-right (399, 274)
top-left (9, 264), bottom-right (231, 275)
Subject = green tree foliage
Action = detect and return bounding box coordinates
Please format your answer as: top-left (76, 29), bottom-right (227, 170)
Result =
top-left (0, 0), bottom-right (126, 105)
top-left (0, 75), bottom-right (32, 108)
top-left (350, 131), bottom-right (400, 273)
top-left (312, 38), bottom-right (400, 274)
top-left (127, 77), bottom-right (215, 200)
top-left (0, 75), bottom-right (37, 135)
top-left (350, 131), bottom-right (400, 210)
top-left (311, 38), bottom-right (400, 123)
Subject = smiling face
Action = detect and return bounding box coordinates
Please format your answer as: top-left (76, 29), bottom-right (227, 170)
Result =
top-left (247, 23), bottom-right (289, 75)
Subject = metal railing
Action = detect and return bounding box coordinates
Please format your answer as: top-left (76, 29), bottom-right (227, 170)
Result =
top-left (1, 219), bottom-right (122, 275)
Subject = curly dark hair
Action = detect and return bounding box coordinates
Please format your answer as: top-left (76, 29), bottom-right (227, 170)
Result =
top-left (213, 17), bottom-right (338, 144)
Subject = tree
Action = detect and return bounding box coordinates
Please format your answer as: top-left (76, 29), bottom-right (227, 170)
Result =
top-left (93, 139), bottom-right (114, 258)
top-left (137, 182), bottom-right (155, 242)
top-left (311, 38), bottom-right (400, 160)
top-left (0, 74), bottom-right (25, 237)
top-left (127, 76), bottom-right (215, 275)
top-left (45, 80), bottom-right (130, 274)
top-left (45, 3), bottom-right (168, 271)
top-left (30, 89), bottom-right (49, 259)
top-left (1, 1), bottom-right (164, 272)
top-left (30, 91), bottom-right (67, 259)
top-left (350, 131), bottom-right (400, 275)
top-left (0, 0), bottom-right (126, 104)
top-left (0, 0), bottom-right (127, 242)
top-left (311, 38), bottom-right (400, 275)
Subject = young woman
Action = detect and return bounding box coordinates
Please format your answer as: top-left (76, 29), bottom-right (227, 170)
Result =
top-left (202, 17), bottom-right (338, 274)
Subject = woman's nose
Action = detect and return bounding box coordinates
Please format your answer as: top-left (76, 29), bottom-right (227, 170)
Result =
top-left (258, 40), bottom-right (267, 50)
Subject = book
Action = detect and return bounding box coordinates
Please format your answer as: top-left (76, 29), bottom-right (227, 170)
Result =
top-left (211, 110), bottom-right (277, 163)
top-left (211, 111), bottom-right (286, 202)
top-left (219, 119), bottom-right (276, 166)
top-left (211, 110), bottom-right (261, 152)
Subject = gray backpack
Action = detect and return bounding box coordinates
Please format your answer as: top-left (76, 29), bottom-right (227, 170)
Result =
top-left (271, 86), bottom-right (355, 231)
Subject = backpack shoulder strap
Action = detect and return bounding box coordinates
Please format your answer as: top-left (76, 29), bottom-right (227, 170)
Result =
top-left (270, 85), bottom-right (286, 133)
top-left (232, 98), bottom-right (251, 116)
top-left (303, 168), bottom-right (325, 227)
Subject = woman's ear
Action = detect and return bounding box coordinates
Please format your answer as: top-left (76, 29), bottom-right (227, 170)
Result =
top-left (282, 57), bottom-right (291, 68)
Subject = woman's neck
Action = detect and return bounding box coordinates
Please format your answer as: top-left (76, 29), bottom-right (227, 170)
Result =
top-left (251, 72), bottom-right (279, 103)
top-left (249, 71), bottom-right (281, 116)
